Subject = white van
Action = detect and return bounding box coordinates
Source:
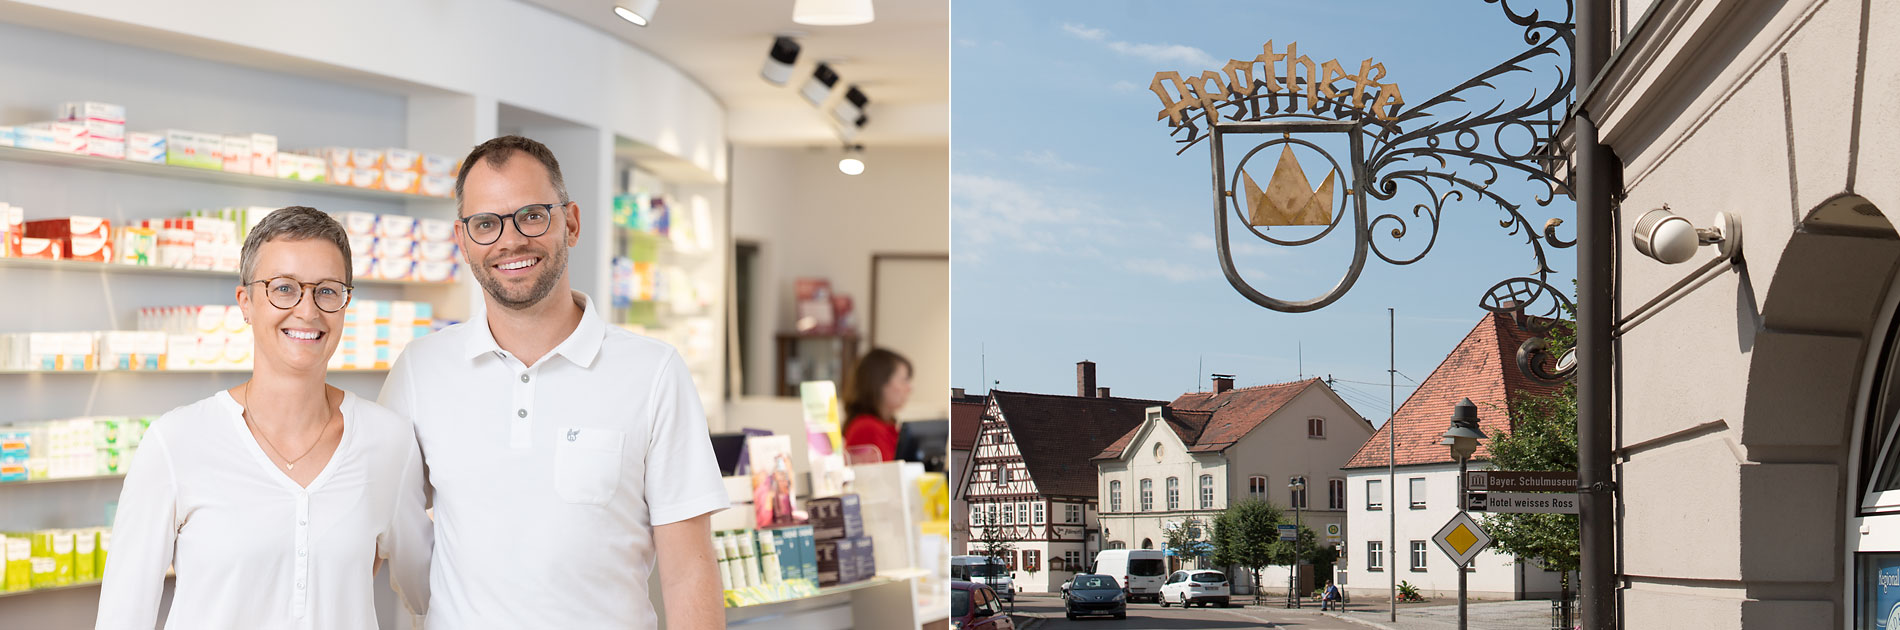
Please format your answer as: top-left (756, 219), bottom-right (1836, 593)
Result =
top-left (1092, 549), bottom-right (1168, 602)
top-left (951, 555), bottom-right (1016, 602)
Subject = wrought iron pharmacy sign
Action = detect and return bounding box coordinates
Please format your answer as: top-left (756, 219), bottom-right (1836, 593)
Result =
top-left (1152, 1), bottom-right (1581, 381)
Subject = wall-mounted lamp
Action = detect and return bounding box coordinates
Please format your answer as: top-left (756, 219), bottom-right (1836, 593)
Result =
top-left (761, 36), bottom-right (802, 85)
top-left (1632, 206), bottom-right (1740, 264)
top-left (612, 0), bottom-right (659, 26)
top-left (801, 63), bottom-right (839, 107)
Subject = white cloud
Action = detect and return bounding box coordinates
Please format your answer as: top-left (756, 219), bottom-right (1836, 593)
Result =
top-left (1060, 23), bottom-right (1107, 41)
top-left (1017, 149), bottom-right (1087, 172)
top-left (1123, 257), bottom-right (1215, 283)
top-left (1060, 22), bottom-right (1218, 68)
top-left (1111, 80), bottom-right (1142, 93)
top-left (956, 38), bottom-right (981, 47)
top-left (953, 173), bottom-right (1108, 261)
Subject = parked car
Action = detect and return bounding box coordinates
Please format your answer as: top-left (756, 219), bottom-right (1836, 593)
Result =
top-left (1159, 569), bottom-right (1231, 608)
top-left (1092, 549), bottom-right (1168, 602)
top-left (951, 555), bottom-right (1015, 602)
top-left (1063, 573), bottom-right (1128, 620)
top-left (952, 580), bottom-right (1017, 630)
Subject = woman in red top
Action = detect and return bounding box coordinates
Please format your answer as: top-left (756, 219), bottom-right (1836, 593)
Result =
top-left (842, 348), bottom-right (913, 462)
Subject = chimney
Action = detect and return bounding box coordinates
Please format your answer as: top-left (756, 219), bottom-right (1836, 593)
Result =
top-left (1212, 374), bottom-right (1235, 395)
top-left (953, 387), bottom-right (966, 399)
top-left (1097, 387), bottom-right (1111, 398)
top-left (1077, 361), bottom-right (1097, 397)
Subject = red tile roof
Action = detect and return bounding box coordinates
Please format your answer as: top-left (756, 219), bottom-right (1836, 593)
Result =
top-left (988, 390), bottom-right (1169, 499)
top-left (1090, 407), bottom-right (1213, 461)
top-left (1170, 379), bottom-right (1343, 453)
top-left (1343, 312), bottom-right (1567, 469)
top-left (952, 401), bottom-right (983, 450)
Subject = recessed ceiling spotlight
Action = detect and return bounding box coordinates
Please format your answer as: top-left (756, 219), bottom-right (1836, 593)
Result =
top-left (831, 86), bottom-right (868, 128)
top-left (838, 145), bottom-right (865, 175)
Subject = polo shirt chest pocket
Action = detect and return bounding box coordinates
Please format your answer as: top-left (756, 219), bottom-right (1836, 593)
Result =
top-left (554, 427), bottom-right (624, 505)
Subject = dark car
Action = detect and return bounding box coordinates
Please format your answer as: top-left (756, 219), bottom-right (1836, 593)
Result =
top-left (952, 580), bottom-right (1017, 630)
top-left (1063, 573), bottom-right (1128, 620)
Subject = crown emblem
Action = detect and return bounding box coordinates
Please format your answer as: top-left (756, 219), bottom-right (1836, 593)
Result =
top-left (1240, 145), bottom-right (1335, 226)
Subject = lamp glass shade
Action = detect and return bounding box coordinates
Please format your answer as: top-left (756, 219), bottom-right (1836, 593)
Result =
top-left (838, 156), bottom-right (865, 175)
top-left (793, 0), bottom-right (875, 26)
top-left (613, 0), bottom-right (659, 26)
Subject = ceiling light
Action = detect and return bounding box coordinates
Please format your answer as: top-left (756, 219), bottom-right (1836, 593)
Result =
top-left (793, 0), bottom-right (874, 26)
top-left (761, 36), bottom-right (802, 85)
top-left (801, 63), bottom-right (839, 107)
top-left (839, 145), bottom-right (865, 175)
top-left (840, 113), bottom-right (868, 142)
top-left (831, 86), bottom-right (868, 127)
top-left (613, 0), bottom-right (659, 26)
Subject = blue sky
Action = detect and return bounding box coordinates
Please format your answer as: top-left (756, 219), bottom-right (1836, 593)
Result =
top-left (950, 0), bottom-right (1576, 424)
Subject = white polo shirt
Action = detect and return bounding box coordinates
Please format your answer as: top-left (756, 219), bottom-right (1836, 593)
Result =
top-left (379, 292), bottom-right (729, 629)
top-left (95, 391), bottom-right (431, 629)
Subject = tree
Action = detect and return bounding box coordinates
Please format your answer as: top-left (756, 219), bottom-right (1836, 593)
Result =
top-left (1210, 499), bottom-right (1283, 590)
top-left (1483, 316), bottom-right (1580, 591)
top-left (973, 520), bottom-right (1023, 579)
top-left (1163, 517), bottom-right (1206, 569)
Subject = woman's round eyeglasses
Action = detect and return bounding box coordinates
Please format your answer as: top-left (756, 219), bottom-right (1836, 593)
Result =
top-left (248, 277), bottom-right (353, 313)
top-left (459, 203), bottom-right (563, 245)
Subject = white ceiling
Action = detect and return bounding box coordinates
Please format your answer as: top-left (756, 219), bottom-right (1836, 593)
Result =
top-left (520, 0), bottom-right (947, 148)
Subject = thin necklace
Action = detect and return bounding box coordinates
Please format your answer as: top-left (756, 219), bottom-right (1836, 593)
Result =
top-left (241, 382), bottom-right (338, 471)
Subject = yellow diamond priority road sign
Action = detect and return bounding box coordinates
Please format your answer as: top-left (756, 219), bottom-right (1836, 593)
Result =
top-left (1433, 511), bottom-right (1493, 566)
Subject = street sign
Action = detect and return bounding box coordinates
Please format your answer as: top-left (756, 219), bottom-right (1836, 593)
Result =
top-left (1466, 470), bottom-right (1577, 493)
top-left (1324, 523), bottom-right (1341, 542)
top-left (1470, 491), bottom-right (1580, 514)
top-left (1278, 524), bottom-right (1298, 541)
top-left (1433, 511), bottom-right (1493, 566)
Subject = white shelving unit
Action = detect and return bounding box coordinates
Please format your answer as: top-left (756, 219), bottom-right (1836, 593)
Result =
top-left (0, 5), bottom-right (728, 628)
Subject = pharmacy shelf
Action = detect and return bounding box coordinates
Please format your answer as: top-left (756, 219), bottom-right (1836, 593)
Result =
top-left (0, 368), bottom-right (388, 375)
top-left (0, 146), bottom-right (453, 205)
top-left (0, 474), bottom-right (124, 487)
top-left (0, 257), bottom-right (460, 288)
top-left (0, 571), bottom-right (172, 600)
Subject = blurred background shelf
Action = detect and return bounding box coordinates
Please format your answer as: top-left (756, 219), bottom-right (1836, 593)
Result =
top-left (0, 146), bottom-right (453, 205)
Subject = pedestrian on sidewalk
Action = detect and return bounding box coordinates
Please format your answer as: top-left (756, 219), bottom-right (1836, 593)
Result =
top-left (1321, 581), bottom-right (1342, 611)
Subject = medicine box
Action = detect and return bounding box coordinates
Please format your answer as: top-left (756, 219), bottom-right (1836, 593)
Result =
top-left (807, 494), bottom-right (864, 541)
top-left (163, 130), bottom-right (222, 170)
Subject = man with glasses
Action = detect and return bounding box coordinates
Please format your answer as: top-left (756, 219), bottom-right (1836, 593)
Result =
top-left (380, 136), bottom-right (727, 629)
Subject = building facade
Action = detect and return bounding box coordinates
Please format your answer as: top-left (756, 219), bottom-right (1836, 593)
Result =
top-left (963, 362), bottom-right (1163, 592)
top-left (1589, 0), bottom-right (1900, 626)
top-left (1094, 378), bottom-right (1373, 593)
top-left (1343, 312), bottom-right (1570, 600)
top-left (951, 392), bottom-right (983, 556)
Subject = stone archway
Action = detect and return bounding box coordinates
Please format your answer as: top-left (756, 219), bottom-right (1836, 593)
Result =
top-left (1735, 194), bottom-right (1899, 625)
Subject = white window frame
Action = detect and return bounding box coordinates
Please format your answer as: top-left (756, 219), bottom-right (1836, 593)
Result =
top-left (1110, 480), bottom-right (1123, 512)
top-left (1066, 504), bottom-right (1081, 523)
top-left (1249, 475), bottom-right (1267, 501)
top-left (1018, 503), bottom-right (1030, 524)
top-left (1167, 477), bottom-right (1180, 510)
top-left (1001, 503), bottom-right (1013, 524)
top-left (1141, 478), bottom-right (1154, 511)
top-left (1367, 479), bottom-right (1384, 510)
top-left (999, 466), bottom-right (1010, 484)
top-left (1368, 541), bottom-right (1384, 571)
top-left (972, 504), bottom-right (985, 526)
top-left (1410, 477), bottom-right (1427, 509)
top-left (1200, 475), bottom-right (1215, 509)
top-left (1034, 502), bottom-right (1045, 524)
top-left (1410, 541), bottom-right (1429, 571)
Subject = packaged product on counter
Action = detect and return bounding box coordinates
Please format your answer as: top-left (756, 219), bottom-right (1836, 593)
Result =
top-left (807, 494), bottom-right (864, 541)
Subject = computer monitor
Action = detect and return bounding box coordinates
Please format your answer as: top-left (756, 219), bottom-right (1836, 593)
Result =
top-left (709, 432), bottom-right (749, 476)
top-left (895, 419), bottom-right (948, 473)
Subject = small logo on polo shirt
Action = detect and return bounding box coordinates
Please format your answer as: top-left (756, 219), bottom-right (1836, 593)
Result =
top-left (567, 429), bottom-right (580, 442)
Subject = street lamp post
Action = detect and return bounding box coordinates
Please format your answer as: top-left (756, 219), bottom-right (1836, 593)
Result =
top-left (1288, 476), bottom-right (1306, 608)
top-left (1439, 398), bottom-right (1487, 630)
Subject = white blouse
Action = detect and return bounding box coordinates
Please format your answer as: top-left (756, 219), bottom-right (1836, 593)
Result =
top-left (96, 390), bottom-right (431, 629)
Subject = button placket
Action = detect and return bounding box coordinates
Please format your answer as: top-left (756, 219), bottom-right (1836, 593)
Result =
top-left (292, 491), bottom-right (311, 617)
top-left (510, 366), bottom-right (536, 448)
